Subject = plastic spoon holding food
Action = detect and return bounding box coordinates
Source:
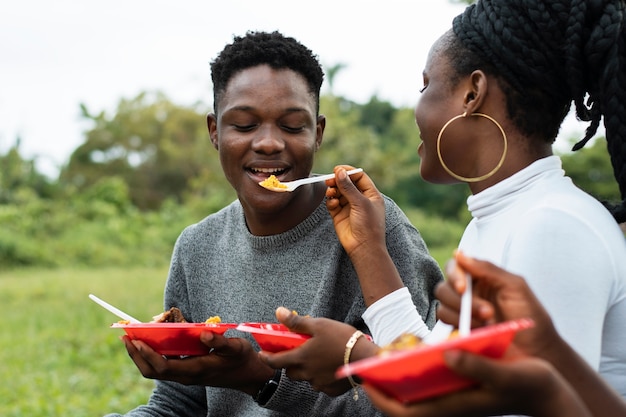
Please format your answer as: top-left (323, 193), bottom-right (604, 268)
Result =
top-left (89, 293), bottom-right (142, 323)
top-left (259, 168), bottom-right (364, 192)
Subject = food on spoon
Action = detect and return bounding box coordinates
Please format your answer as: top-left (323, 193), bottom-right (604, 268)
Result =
top-left (259, 175), bottom-right (288, 190)
top-left (151, 307), bottom-right (188, 323)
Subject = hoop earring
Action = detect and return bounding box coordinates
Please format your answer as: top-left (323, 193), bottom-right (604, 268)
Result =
top-left (436, 112), bottom-right (508, 183)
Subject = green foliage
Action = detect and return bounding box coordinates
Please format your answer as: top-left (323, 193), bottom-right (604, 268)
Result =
top-left (0, 177), bottom-right (198, 269)
top-left (0, 267), bottom-right (166, 416)
top-left (314, 96), bottom-right (384, 172)
top-left (0, 142), bottom-right (237, 270)
top-left (559, 137), bottom-right (621, 205)
top-left (359, 95), bottom-right (397, 135)
top-left (62, 92), bottom-right (223, 211)
top-left (403, 207), bottom-right (466, 269)
top-left (0, 138), bottom-right (57, 203)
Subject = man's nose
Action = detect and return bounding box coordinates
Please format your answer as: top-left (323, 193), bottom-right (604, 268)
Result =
top-left (251, 125), bottom-right (285, 154)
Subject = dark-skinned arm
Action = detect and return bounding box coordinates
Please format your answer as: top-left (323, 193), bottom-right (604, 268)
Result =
top-left (325, 165), bottom-right (405, 306)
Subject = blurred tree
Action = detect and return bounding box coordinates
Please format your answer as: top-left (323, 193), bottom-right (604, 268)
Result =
top-left (0, 137), bottom-right (56, 204)
top-left (359, 95), bottom-right (396, 135)
top-left (560, 136), bottom-right (621, 205)
top-left (324, 62), bottom-right (347, 95)
top-left (314, 96), bottom-right (387, 186)
top-left (61, 91), bottom-right (228, 210)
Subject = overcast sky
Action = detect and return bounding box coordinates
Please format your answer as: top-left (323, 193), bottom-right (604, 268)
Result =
top-left (1, 0), bottom-right (586, 177)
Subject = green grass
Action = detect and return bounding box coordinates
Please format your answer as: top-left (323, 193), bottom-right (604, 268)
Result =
top-left (0, 267), bottom-right (168, 417)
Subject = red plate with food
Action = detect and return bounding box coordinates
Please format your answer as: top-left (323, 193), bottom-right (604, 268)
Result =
top-left (335, 318), bottom-right (534, 403)
top-left (236, 323), bottom-right (311, 352)
top-left (112, 322), bottom-right (237, 356)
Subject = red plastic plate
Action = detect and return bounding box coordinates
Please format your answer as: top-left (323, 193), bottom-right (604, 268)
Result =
top-left (336, 319), bottom-right (534, 403)
top-left (111, 322), bottom-right (237, 356)
top-left (236, 322), bottom-right (311, 352)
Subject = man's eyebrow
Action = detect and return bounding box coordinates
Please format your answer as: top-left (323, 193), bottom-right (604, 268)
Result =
top-left (225, 105), bottom-right (253, 112)
top-left (283, 107), bottom-right (310, 113)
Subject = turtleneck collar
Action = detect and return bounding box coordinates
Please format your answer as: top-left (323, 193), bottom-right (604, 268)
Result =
top-left (467, 155), bottom-right (565, 220)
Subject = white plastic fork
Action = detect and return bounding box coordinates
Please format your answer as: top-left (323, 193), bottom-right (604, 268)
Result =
top-left (259, 168), bottom-right (363, 192)
top-left (89, 294), bottom-right (142, 323)
top-left (458, 273), bottom-right (472, 337)
top-left (422, 261), bottom-right (472, 345)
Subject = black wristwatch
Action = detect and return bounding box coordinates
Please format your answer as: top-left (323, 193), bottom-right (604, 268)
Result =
top-left (254, 368), bottom-right (282, 406)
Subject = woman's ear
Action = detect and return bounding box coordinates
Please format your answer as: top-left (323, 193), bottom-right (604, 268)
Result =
top-left (464, 70), bottom-right (488, 114)
top-left (207, 113), bottom-right (219, 150)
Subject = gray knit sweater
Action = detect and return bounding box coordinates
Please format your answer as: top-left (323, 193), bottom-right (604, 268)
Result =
top-left (106, 196), bottom-right (442, 417)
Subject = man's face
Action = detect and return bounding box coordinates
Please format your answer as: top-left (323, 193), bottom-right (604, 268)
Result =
top-left (208, 65), bottom-right (323, 214)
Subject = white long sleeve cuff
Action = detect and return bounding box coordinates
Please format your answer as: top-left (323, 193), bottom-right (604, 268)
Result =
top-left (362, 287), bottom-right (430, 346)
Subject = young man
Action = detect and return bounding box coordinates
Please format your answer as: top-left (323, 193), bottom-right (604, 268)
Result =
top-left (105, 31), bottom-right (442, 416)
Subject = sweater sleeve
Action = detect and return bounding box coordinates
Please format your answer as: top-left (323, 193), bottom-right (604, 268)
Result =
top-left (263, 371), bottom-right (384, 416)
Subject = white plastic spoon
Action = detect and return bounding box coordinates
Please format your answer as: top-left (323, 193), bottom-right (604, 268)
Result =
top-left (89, 294), bottom-right (142, 323)
top-left (422, 261), bottom-right (472, 344)
top-left (458, 273), bottom-right (472, 337)
top-left (259, 168), bottom-right (363, 192)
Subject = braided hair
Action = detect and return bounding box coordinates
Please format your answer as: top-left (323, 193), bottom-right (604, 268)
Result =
top-left (447, 0), bottom-right (626, 223)
top-left (210, 31), bottom-right (324, 116)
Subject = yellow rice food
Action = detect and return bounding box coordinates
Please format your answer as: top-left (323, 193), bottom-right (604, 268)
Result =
top-left (378, 330), bottom-right (459, 356)
top-left (260, 175), bottom-right (288, 189)
top-left (205, 316), bottom-right (222, 324)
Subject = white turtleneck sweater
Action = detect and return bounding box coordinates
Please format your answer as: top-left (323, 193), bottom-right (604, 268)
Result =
top-left (365, 155), bottom-right (626, 398)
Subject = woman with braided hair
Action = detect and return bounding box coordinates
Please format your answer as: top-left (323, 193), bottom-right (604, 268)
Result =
top-left (413, 0), bottom-right (626, 396)
top-left (259, 0), bottom-right (626, 415)
top-left (447, 0), bottom-right (626, 223)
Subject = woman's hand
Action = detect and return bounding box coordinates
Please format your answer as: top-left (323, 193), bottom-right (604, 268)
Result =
top-left (258, 307), bottom-right (379, 396)
top-left (436, 251), bottom-right (561, 360)
top-left (326, 165), bottom-right (405, 304)
top-left (364, 350), bottom-right (592, 417)
top-left (325, 165), bottom-right (386, 257)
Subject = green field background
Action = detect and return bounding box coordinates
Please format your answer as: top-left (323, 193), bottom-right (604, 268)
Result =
top-left (0, 267), bottom-right (168, 416)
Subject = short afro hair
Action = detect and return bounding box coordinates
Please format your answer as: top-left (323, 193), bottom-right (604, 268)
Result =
top-left (210, 31), bottom-right (324, 115)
